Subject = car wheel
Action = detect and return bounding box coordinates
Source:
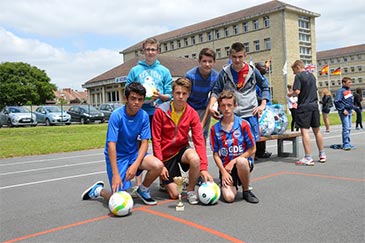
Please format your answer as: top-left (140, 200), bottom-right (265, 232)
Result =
top-left (7, 119), bottom-right (14, 127)
top-left (80, 117), bottom-right (85, 124)
top-left (100, 119), bottom-right (105, 124)
top-left (45, 118), bottom-right (51, 126)
top-left (66, 123), bottom-right (71, 125)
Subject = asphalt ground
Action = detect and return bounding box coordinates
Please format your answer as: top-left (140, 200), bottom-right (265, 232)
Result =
top-left (1, 125), bottom-right (364, 243)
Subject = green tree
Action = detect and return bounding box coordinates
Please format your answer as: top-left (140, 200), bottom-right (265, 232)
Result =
top-left (0, 62), bottom-right (57, 108)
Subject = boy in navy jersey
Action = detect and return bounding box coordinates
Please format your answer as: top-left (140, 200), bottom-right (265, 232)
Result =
top-left (210, 91), bottom-right (258, 203)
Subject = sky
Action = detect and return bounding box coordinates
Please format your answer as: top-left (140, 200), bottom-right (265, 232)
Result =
top-left (1, 0), bottom-right (364, 90)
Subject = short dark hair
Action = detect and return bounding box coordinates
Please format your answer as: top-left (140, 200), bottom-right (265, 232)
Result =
top-left (230, 42), bottom-right (245, 54)
top-left (342, 77), bottom-right (352, 83)
top-left (125, 82), bottom-right (146, 99)
top-left (199, 48), bottom-right (216, 61)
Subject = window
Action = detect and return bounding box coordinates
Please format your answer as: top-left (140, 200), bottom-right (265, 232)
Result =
top-left (191, 36), bottom-right (196, 45)
top-left (344, 67), bottom-right (348, 73)
top-left (358, 54), bottom-right (362, 60)
top-left (243, 22), bottom-right (249, 32)
top-left (358, 66), bottom-right (362, 71)
top-left (224, 27), bottom-right (229, 37)
top-left (359, 77), bottom-right (363, 83)
top-left (233, 25), bottom-right (238, 34)
top-left (351, 67), bottom-right (355, 72)
top-left (244, 42), bottom-right (249, 53)
top-left (263, 16), bottom-right (270, 27)
top-left (164, 43), bottom-right (168, 51)
top-left (299, 33), bottom-right (310, 42)
top-left (216, 48), bottom-right (221, 59)
top-left (298, 16), bottom-right (310, 29)
top-left (208, 31), bottom-right (212, 41)
top-left (225, 46), bottom-right (230, 57)
top-left (184, 38), bottom-right (188, 46)
top-left (343, 57), bottom-right (347, 62)
top-left (134, 50), bottom-right (138, 57)
top-left (184, 55), bottom-right (189, 58)
top-left (330, 59), bottom-right (334, 64)
top-left (215, 29), bottom-right (220, 39)
top-left (192, 53), bottom-right (197, 59)
top-left (264, 38), bottom-right (271, 50)
top-left (254, 40), bottom-right (260, 51)
top-left (253, 19), bottom-right (259, 30)
top-left (177, 40), bottom-right (181, 48)
top-left (170, 41), bottom-right (174, 50)
top-left (337, 58), bottom-right (341, 63)
top-left (350, 55), bottom-right (354, 61)
top-left (199, 34), bottom-right (204, 43)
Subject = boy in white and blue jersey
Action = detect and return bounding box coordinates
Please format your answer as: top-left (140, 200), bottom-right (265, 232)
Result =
top-left (81, 82), bottom-right (163, 206)
top-left (210, 91), bottom-right (258, 204)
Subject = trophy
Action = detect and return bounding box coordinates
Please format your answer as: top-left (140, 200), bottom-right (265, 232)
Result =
top-left (173, 176), bottom-right (185, 211)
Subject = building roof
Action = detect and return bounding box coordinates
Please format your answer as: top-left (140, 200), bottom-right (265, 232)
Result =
top-left (121, 0), bottom-right (320, 54)
top-left (317, 44), bottom-right (365, 59)
top-left (83, 56), bottom-right (228, 86)
top-left (54, 88), bottom-right (88, 103)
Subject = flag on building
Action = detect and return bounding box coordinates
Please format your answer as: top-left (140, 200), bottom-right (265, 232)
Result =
top-left (265, 57), bottom-right (271, 69)
top-left (331, 67), bottom-right (341, 75)
top-left (305, 64), bottom-right (316, 73)
top-left (282, 61), bottom-right (287, 75)
top-left (320, 64), bottom-right (329, 75)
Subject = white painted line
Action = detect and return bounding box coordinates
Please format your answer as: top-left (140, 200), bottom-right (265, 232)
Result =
top-left (0, 171), bottom-right (106, 190)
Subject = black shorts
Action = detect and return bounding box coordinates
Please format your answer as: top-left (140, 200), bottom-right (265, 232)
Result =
top-left (219, 159), bottom-right (254, 189)
top-left (161, 146), bottom-right (190, 185)
top-left (296, 110), bottom-right (320, 129)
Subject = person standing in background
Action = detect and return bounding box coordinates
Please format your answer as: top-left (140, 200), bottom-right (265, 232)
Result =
top-left (334, 77), bottom-right (355, 150)
top-left (319, 88), bottom-right (333, 133)
top-left (353, 88), bottom-right (363, 131)
top-left (286, 84), bottom-right (299, 132)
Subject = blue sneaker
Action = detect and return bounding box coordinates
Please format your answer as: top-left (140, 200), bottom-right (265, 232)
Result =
top-left (81, 181), bottom-right (104, 200)
top-left (136, 187), bottom-right (157, 205)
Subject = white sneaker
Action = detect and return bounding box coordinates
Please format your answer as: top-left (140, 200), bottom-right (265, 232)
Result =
top-left (295, 157), bottom-right (314, 166)
top-left (187, 191), bottom-right (199, 205)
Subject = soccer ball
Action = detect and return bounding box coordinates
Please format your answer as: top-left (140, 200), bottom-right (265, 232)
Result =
top-left (198, 182), bottom-right (221, 205)
top-left (108, 191), bottom-right (134, 216)
top-left (143, 83), bottom-right (157, 104)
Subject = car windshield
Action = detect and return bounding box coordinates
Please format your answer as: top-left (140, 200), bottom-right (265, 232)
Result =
top-left (9, 107), bottom-right (30, 113)
top-left (112, 103), bottom-right (122, 109)
top-left (46, 106), bottom-right (61, 113)
top-left (80, 105), bottom-right (98, 112)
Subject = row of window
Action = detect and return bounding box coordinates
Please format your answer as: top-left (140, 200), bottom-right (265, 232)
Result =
top-left (319, 77), bottom-right (363, 87)
top-left (181, 38), bottom-right (271, 59)
top-left (318, 54), bottom-right (363, 66)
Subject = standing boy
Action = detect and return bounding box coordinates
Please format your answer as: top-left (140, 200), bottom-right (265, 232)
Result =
top-left (290, 60), bottom-right (326, 165)
top-left (210, 91), bottom-right (258, 203)
top-left (334, 77), bottom-right (354, 150)
top-left (152, 78), bottom-right (213, 204)
top-left (185, 48), bottom-right (219, 141)
top-left (81, 82), bottom-right (163, 205)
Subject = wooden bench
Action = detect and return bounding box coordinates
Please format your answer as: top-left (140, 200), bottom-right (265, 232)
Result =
top-left (258, 131), bottom-right (302, 157)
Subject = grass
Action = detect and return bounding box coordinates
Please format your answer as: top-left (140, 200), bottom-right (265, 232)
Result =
top-left (0, 111), bottom-right (362, 158)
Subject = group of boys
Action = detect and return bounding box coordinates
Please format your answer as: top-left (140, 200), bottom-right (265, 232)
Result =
top-left (81, 38), bottom-right (328, 207)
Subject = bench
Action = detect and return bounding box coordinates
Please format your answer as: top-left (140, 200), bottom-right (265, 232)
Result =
top-left (258, 131), bottom-right (302, 157)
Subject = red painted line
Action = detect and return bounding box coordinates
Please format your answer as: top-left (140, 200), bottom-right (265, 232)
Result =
top-left (139, 207), bottom-right (245, 243)
top-left (284, 171), bottom-right (365, 182)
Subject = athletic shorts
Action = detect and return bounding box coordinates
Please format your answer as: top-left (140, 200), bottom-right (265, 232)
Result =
top-left (105, 153), bottom-right (145, 191)
top-left (242, 116), bottom-right (260, 141)
top-left (161, 146), bottom-right (190, 185)
top-left (296, 110), bottom-right (320, 129)
top-left (219, 158), bottom-right (254, 189)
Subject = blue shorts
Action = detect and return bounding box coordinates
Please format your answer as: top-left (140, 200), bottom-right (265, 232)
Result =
top-left (105, 153), bottom-right (146, 191)
top-left (242, 116), bottom-right (260, 141)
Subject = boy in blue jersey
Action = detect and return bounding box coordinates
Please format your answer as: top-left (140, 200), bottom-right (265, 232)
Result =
top-left (210, 91), bottom-right (258, 203)
top-left (185, 48), bottom-right (219, 142)
top-left (81, 82), bottom-right (164, 206)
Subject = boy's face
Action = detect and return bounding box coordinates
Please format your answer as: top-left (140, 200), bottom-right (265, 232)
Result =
top-left (143, 43), bottom-right (159, 64)
top-left (343, 79), bottom-right (352, 88)
top-left (198, 55), bottom-right (215, 76)
top-left (229, 49), bottom-right (245, 70)
top-left (218, 98), bottom-right (236, 117)
top-left (172, 85), bottom-right (190, 106)
top-left (126, 92), bottom-right (145, 115)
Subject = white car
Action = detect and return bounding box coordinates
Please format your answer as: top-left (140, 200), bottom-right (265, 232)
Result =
top-left (34, 106), bottom-right (71, 126)
top-left (0, 106), bottom-right (37, 127)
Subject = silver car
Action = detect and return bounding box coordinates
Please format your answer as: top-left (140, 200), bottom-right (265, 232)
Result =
top-left (34, 106), bottom-right (71, 126)
top-left (0, 106), bottom-right (37, 127)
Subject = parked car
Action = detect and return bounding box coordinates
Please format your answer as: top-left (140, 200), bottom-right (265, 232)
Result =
top-left (67, 105), bottom-right (105, 124)
top-left (98, 103), bottom-right (122, 120)
top-left (34, 106), bottom-right (71, 126)
top-left (0, 106), bottom-right (37, 127)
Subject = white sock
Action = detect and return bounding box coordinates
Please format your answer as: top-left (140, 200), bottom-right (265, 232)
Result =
top-left (139, 184), bottom-right (148, 192)
top-left (95, 186), bottom-right (103, 196)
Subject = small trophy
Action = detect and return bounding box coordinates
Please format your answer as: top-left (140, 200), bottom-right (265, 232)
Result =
top-left (173, 176), bottom-right (185, 211)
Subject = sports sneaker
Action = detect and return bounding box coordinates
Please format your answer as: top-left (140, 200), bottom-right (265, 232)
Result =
top-left (242, 190), bottom-right (259, 204)
top-left (136, 187), bottom-right (157, 205)
top-left (295, 157), bottom-right (314, 166)
top-left (187, 191), bottom-right (199, 205)
top-left (130, 186), bottom-right (139, 198)
top-left (81, 181), bottom-right (104, 200)
top-left (319, 153), bottom-right (327, 163)
top-left (343, 145), bottom-right (352, 151)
